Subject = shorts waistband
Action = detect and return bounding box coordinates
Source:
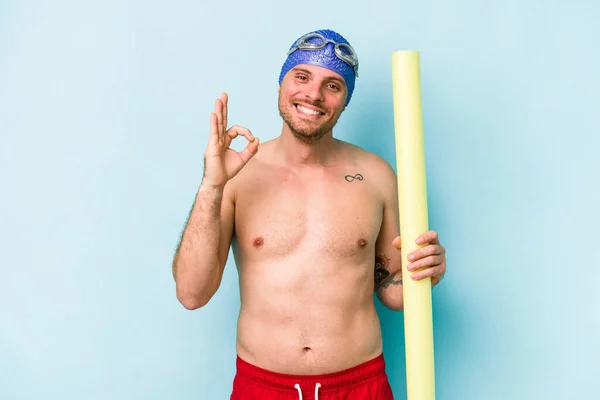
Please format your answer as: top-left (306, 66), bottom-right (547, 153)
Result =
top-left (235, 354), bottom-right (387, 392)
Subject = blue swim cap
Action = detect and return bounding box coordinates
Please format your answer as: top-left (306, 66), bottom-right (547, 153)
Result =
top-left (278, 29), bottom-right (358, 106)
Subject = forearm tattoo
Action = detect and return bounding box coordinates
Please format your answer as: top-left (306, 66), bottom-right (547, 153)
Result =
top-left (374, 255), bottom-right (390, 287)
top-left (374, 254), bottom-right (403, 290)
top-left (381, 271), bottom-right (403, 288)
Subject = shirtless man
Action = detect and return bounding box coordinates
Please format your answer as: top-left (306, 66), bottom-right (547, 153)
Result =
top-left (172, 29), bottom-right (447, 400)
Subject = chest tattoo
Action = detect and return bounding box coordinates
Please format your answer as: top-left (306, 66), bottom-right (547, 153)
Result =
top-left (345, 173), bottom-right (364, 182)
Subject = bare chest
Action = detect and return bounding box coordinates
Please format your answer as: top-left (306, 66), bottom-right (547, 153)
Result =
top-left (233, 170), bottom-right (383, 259)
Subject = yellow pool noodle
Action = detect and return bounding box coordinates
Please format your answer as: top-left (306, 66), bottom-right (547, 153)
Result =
top-left (391, 50), bottom-right (436, 400)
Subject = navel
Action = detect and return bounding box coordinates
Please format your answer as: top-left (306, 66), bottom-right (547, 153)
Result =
top-left (253, 237), bottom-right (264, 248)
top-left (357, 238), bottom-right (368, 248)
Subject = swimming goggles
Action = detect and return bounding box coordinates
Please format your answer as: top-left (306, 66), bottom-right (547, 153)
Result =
top-left (287, 33), bottom-right (359, 77)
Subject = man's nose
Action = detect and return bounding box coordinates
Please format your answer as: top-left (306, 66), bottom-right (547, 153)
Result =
top-left (304, 81), bottom-right (324, 102)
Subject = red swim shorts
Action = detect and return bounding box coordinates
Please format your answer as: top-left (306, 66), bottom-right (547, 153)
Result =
top-left (230, 354), bottom-right (394, 399)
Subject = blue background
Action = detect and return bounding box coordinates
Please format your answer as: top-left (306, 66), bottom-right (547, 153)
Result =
top-left (1, 0), bottom-right (599, 399)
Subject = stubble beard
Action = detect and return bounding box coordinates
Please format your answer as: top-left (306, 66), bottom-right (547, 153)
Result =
top-left (278, 93), bottom-right (342, 145)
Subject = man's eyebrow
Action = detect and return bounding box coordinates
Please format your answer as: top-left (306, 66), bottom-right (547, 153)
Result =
top-left (291, 67), bottom-right (313, 76)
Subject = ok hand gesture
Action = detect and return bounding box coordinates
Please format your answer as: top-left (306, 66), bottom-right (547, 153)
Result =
top-left (203, 93), bottom-right (259, 187)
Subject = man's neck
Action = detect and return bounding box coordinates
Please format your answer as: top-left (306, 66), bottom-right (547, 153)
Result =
top-left (276, 125), bottom-right (339, 167)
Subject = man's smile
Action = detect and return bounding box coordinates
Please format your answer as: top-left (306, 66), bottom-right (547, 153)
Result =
top-left (295, 103), bottom-right (325, 118)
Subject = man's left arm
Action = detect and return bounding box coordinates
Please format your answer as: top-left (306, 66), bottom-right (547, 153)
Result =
top-left (374, 161), bottom-right (447, 311)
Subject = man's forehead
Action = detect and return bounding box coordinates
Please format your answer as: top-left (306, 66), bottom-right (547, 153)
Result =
top-left (290, 65), bottom-right (346, 84)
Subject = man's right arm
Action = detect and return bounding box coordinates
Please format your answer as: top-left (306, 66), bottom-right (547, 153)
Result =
top-left (172, 92), bottom-right (257, 309)
top-left (172, 181), bottom-right (235, 310)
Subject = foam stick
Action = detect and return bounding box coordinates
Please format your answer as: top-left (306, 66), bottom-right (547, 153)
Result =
top-left (391, 50), bottom-right (436, 400)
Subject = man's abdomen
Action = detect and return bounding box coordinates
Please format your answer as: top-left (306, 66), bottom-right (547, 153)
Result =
top-left (235, 267), bottom-right (383, 375)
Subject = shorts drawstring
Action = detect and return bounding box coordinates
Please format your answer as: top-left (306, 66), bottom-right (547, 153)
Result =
top-left (294, 384), bottom-right (303, 400)
top-left (294, 383), bottom-right (322, 400)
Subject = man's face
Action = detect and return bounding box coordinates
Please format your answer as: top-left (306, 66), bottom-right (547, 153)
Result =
top-left (278, 64), bottom-right (348, 144)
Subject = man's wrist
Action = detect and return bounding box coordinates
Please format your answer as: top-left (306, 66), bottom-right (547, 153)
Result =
top-left (199, 179), bottom-right (226, 193)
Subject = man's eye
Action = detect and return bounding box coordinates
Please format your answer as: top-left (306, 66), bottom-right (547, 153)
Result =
top-left (297, 75), bottom-right (307, 81)
top-left (327, 84), bottom-right (340, 91)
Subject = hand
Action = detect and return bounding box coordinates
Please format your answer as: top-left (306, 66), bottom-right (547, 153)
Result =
top-left (203, 92), bottom-right (259, 187)
top-left (393, 231), bottom-right (446, 286)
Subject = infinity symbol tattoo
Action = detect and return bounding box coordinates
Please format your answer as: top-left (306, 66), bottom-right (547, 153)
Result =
top-left (345, 174), bottom-right (364, 182)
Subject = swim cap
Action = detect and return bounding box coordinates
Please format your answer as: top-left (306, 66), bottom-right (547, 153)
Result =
top-left (278, 29), bottom-right (358, 106)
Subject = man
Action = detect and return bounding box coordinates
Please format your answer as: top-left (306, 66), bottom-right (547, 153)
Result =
top-left (172, 29), bottom-right (447, 400)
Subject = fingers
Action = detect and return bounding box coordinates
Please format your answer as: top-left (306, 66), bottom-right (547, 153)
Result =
top-left (225, 125), bottom-right (255, 142)
top-left (407, 243), bottom-right (445, 263)
top-left (211, 93), bottom-right (229, 147)
top-left (407, 254), bottom-right (445, 272)
top-left (416, 230), bottom-right (439, 245)
top-left (410, 262), bottom-right (446, 282)
top-left (215, 93), bottom-right (229, 134)
top-left (208, 112), bottom-right (219, 145)
top-left (215, 98), bottom-right (224, 134)
top-left (209, 94), bottom-right (257, 164)
top-left (221, 92), bottom-right (228, 130)
top-left (392, 236), bottom-right (401, 249)
top-left (406, 230), bottom-right (446, 284)
top-left (409, 230), bottom-right (444, 263)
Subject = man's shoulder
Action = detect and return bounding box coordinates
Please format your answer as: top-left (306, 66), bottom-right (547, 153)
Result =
top-left (338, 140), bottom-right (396, 178)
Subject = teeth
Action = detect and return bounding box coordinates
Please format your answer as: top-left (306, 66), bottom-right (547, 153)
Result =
top-left (297, 105), bottom-right (320, 116)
